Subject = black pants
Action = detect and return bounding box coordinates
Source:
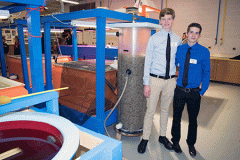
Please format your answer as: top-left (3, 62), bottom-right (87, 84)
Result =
top-left (171, 86), bottom-right (201, 146)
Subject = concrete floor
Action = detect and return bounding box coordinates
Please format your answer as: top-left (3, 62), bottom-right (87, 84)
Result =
top-left (1, 69), bottom-right (239, 159)
top-left (106, 82), bottom-right (240, 160)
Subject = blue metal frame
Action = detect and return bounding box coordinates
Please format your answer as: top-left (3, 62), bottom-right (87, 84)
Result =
top-left (26, 6), bottom-right (45, 93)
top-left (0, 2), bottom-right (123, 159)
top-left (41, 8), bottom-right (159, 135)
top-left (0, 20), bottom-right (78, 92)
top-left (1, 4), bottom-right (159, 134)
top-left (0, 91), bottom-right (59, 115)
top-left (44, 22), bottom-right (53, 90)
top-left (17, 24), bottom-right (31, 91)
top-left (0, 90), bottom-right (122, 160)
top-left (72, 27), bottom-right (78, 61)
top-left (0, 0), bottom-right (45, 13)
top-left (0, 0), bottom-right (45, 6)
top-left (75, 124), bottom-right (122, 160)
top-left (1, 0), bottom-right (45, 93)
top-left (0, 29), bottom-right (7, 77)
top-left (96, 16), bottom-right (106, 134)
top-left (41, 8), bottom-right (159, 24)
top-left (0, 20), bottom-right (31, 91)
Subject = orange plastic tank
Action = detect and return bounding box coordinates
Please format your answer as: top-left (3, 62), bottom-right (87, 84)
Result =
top-left (0, 76), bottom-right (28, 98)
top-left (52, 60), bottom-right (117, 115)
top-left (6, 55), bottom-right (72, 86)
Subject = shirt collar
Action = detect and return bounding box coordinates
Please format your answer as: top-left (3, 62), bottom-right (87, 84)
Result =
top-left (160, 29), bottom-right (173, 36)
top-left (187, 42), bottom-right (199, 49)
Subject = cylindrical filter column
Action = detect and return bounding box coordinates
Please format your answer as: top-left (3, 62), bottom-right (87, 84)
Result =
top-left (108, 23), bottom-right (162, 136)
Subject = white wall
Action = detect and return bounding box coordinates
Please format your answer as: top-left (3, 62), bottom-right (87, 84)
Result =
top-left (104, 0), bottom-right (239, 58)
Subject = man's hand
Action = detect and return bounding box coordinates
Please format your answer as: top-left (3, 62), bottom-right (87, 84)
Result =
top-left (144, 85), bottom-right (151, 98)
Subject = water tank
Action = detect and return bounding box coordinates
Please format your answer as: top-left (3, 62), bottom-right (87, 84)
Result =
top-left (108, 22), bottom-right (162, 136)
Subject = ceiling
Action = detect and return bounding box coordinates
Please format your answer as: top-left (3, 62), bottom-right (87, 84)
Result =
top-left (0, 0), bottom-right (89, 16)
top-left (0, 0), bottom-right (128, 30)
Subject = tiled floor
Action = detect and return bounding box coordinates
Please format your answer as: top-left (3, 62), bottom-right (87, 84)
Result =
top-left (106, 82), bottom-right (240, 160)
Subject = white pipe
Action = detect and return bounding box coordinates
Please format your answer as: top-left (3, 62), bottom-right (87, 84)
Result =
top-left (59, 0), bottom-right (65, 13)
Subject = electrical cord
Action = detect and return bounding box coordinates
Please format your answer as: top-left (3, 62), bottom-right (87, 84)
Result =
top-left (51, 15), bottom-right (71, 25)
top-left (104, 75), bottom-right (129, 137)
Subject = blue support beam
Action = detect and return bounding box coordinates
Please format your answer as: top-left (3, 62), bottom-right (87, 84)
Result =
top-left (96, 16), bottom-right (106, 134)
top-left (17, 24), bottom-right (30, 92)
top-left (44, 22), bottom-right (53, 90)
top-left (26, 6), bottom-right (44, 93)
top-left (0, 29), bottom-right (7, 77)
top-left (15, 19), bottom-right (27, 25)
top-left (41, 8), bottom-right (133, 23)
top-left (0, 0), bottom-right (45, 14)
top-left (0, 0), bottom-right (45, 6)
top-left (46, 96), bottom-right (59, 115)
top-left (72, 27), bottom-right (78, 61)
top-left (2, 4), bottom-right (27, 14)
top-left (41, 8), bottom-right (159, 25)
top-left (0, 91), bottom-right (59, 115)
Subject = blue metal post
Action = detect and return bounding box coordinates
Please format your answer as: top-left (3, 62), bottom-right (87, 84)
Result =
top-left (96, 16), bottom-right (106, 134)
top-left (72, 27), bottom-right (78, 61)
top-left (44, 22), bottom-right (53, 90)
top-left (26, 6), bottom-right (44, 93)
top-left (46, 92), bottom-right (59, 115)
top-left (0, 29), bottom-right (7, 77)
top-left (17, 24), bottom-right (30, 92)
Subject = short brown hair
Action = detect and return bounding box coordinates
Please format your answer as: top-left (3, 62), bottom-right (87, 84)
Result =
top-left (159, 8), bottom-right (175, 20)
top-left (187, 23), bottom-right (202, 34)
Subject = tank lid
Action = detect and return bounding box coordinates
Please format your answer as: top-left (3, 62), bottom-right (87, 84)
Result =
top-left (107, 22), bottom-right (162, 29)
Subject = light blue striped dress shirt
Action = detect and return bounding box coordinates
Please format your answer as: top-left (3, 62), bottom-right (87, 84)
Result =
top-left (143, 29), bottom-right (182, 85)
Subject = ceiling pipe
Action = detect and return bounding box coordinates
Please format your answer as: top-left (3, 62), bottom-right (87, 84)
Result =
top-left (215, 0), bottom-right (221, 45)
top-left (59, 0), bottom-right (65, 13)
top-left (220, 0), bottom-right (227, 45)
top-left (161, 0), bottom-right (163, 10)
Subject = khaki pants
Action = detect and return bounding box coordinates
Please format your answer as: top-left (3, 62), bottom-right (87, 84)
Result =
top-left (142, 76), bottom-right (176, 140)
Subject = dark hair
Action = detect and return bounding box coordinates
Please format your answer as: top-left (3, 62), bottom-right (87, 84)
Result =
top-left (187, 23), bottom-right (202, 34)
top-left (2, 36), bottom-right (5, 40)
top-left (159, 8), bottom-right (175, 20)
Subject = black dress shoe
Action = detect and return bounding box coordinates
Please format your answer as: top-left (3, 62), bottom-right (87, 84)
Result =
top-left (173, 143), bottom-right (182, 153)
top-left (159, 136), bottom-right (173, 150)
top-left (188, 145), bottom-right (196, 157)
top-left (137, 139), bottom-right (148, 154)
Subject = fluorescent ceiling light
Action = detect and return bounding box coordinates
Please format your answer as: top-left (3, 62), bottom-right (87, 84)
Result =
top-left (23, 28), bottom-right (64, 33)
top-left (50, 29), bottom-right (64, 33)
top-left (71, 20), bottom-right (114, 29)
top-left (0, 10), bottom-right (10, 19)
top-left (71, 20), bottom-right (97, 28)
top-left (57, 0), bottom-right (79, 5)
